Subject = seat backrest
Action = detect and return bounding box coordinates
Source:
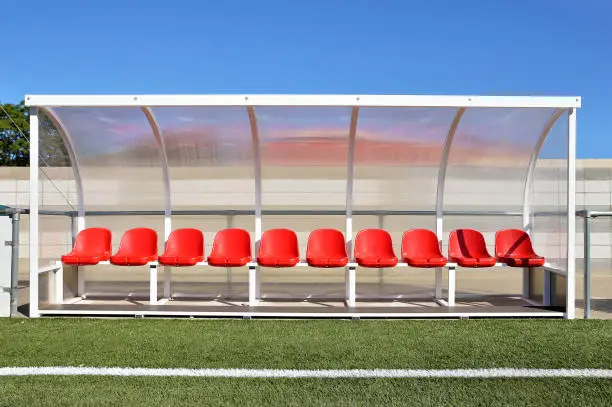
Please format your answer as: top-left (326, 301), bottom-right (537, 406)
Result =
top-left (73, 227), bottom-right (112, 256)
top-left (210, 228), bottom-right (252, 258)
top-left (164, 228), bottom-right (203, 257)
top-left (307, 229), bottom-right (347, 258)
top-left (259, 229), bottom-right (299, 258)
top-left (402, 229), bottom-right (442, 258)
top-left (449, 229), bottom-right (491, 259)
top-left (354, 229), bottom-right (395, 258)
top-left (495, 229), bottom-right (537, 258)
top-left (116, 228), bottom-right (158, 257)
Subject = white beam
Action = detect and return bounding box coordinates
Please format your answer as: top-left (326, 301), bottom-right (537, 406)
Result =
top-left (25, 94), bottom-right (582, 109)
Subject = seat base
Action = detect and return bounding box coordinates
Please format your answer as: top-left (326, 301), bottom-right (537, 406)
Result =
top-left (307, 257), bottom-right (349, 268)
top-left (62, 253), bottom-right (109, 266)
top-left (403, 257), bottom-right (447, 268)
top-left (207, 256), bottom-right (252, 267)
top-left (257, 256), bottom-right (300, 267)
top-left (110, 255), bottom-right (158, 266)
top-left (355, 257), bottom-right (399, 268)
top-left (158, 255), bottom-right (205, 267)
top-left (499, 257), bottom-right (545, 267)
top-left (452, 257), bottom-right (497, 268)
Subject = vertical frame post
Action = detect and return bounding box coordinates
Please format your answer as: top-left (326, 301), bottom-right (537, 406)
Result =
top-left (29, 108), bottom-right (39, 317)
top-left (435, 109), bottom-right (464, 305)
top-left (566, 108), bottom-right (577, 319)
top-left (345, 108), bottom-right (359, 257)
top-left (247, 107), bottom-right (262, 306)
top-left (345, 108), bottom-right (359, 306)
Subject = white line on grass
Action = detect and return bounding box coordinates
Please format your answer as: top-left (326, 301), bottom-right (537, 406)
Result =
top-left (0, 367), bottom-right (611, 378)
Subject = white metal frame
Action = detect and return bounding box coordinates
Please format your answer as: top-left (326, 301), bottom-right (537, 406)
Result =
top-left (566, 109), bottom-right (577, 319)
top-left (26, 94), bottom-right (581, 319)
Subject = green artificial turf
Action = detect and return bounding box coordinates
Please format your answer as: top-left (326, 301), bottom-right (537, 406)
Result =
top-left (0, 319), bottom-right (610, 369)
top-left (0, 377), bottom-right (610, 407)
top-left (0, 319), bottom-right (610, 406)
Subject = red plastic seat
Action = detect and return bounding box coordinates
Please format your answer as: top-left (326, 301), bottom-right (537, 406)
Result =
top-left (110, 228), bottom-right (158, 266)
top-left (448, 229), bottom-right (497, 267)
top-left (61, 227), bottom-right (112, 266)
top-left (495, 229), bottom-right (545, 267)
top-left (306, 229), bottom-right (349, 268)
top-left (401, 229), bottom-right (447, 268)
top-left (158, 228), bottom-right (204, 267)
top-left (354, 229), bottom-right (398, 268)
top-left (257, 229), bottom-right (300, 267)
top-left (208, 228), bottom-right (252, 267)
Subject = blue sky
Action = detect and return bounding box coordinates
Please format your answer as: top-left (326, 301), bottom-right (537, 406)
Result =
top-left (2, 0), bottom-right (610, 158)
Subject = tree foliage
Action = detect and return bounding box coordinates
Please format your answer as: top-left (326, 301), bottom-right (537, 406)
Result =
top-left (0, 100), bottom-right (70, 166)
top-left (0, 101), bottom-right (29, 166)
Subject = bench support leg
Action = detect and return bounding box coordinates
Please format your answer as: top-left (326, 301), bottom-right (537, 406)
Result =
top-left (249, 264), bottom-right (259, 306)
top-left (77, 266), bottom-right (85, 298)
top-left (149, 264), bottom-right (158, 305)
top-left (435, 267), bottom-right (443, 300)
top-left (51, 262), bottom-right (64, 304)
top-left (345, 265), bottom-right (356, 307)
top-left (447, 265), bottom-right (456, 307)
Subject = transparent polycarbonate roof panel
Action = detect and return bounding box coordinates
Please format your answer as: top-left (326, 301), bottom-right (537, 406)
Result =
top-left (50, 107), bottom-right (165, 211)
top-left (257, 107), bottom-right (351, 212)
top-left (38, 109), bottom-right (77, 212)
top-left (353, 107), bottom-right (456, 211)
top-left (152, 107), bottom-right (254, 211)
top-left (443, 108), bottom-right (556, 212)
top-left (531, 111), bottom-right (568, 270)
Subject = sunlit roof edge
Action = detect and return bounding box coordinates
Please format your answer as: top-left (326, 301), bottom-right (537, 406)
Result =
top-left (24, 94), bottom-right (582, 108)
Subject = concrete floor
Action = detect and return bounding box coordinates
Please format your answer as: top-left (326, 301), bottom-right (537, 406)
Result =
top-left (15, 259), bottom-right (611, 319)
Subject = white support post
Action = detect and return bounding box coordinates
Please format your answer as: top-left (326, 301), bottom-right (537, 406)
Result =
top-left (345, 107), bottom-right (358, 259)
top-left (248, 107), bottom-right (262, 306)
top-left (52, 264), bottom-right (64, 304)
top-left (566, 108), bottom-right (577, 319)
top-left (29, 108), bottom-right (39, 318)
top-left (149, 264), bottom-right (158, 304)
top-left (345, 265), bottom-right (356, 307)
top-left (77, 267), bottom-right (85, 298)
top-left (447, 265), bottom-right (456, 307)
top-left (163, 266), bottom-right (171, 299)
top-left (248, 264), bottom-right (258, 306)
top-left (435, 268), bottom-right (443, 299)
